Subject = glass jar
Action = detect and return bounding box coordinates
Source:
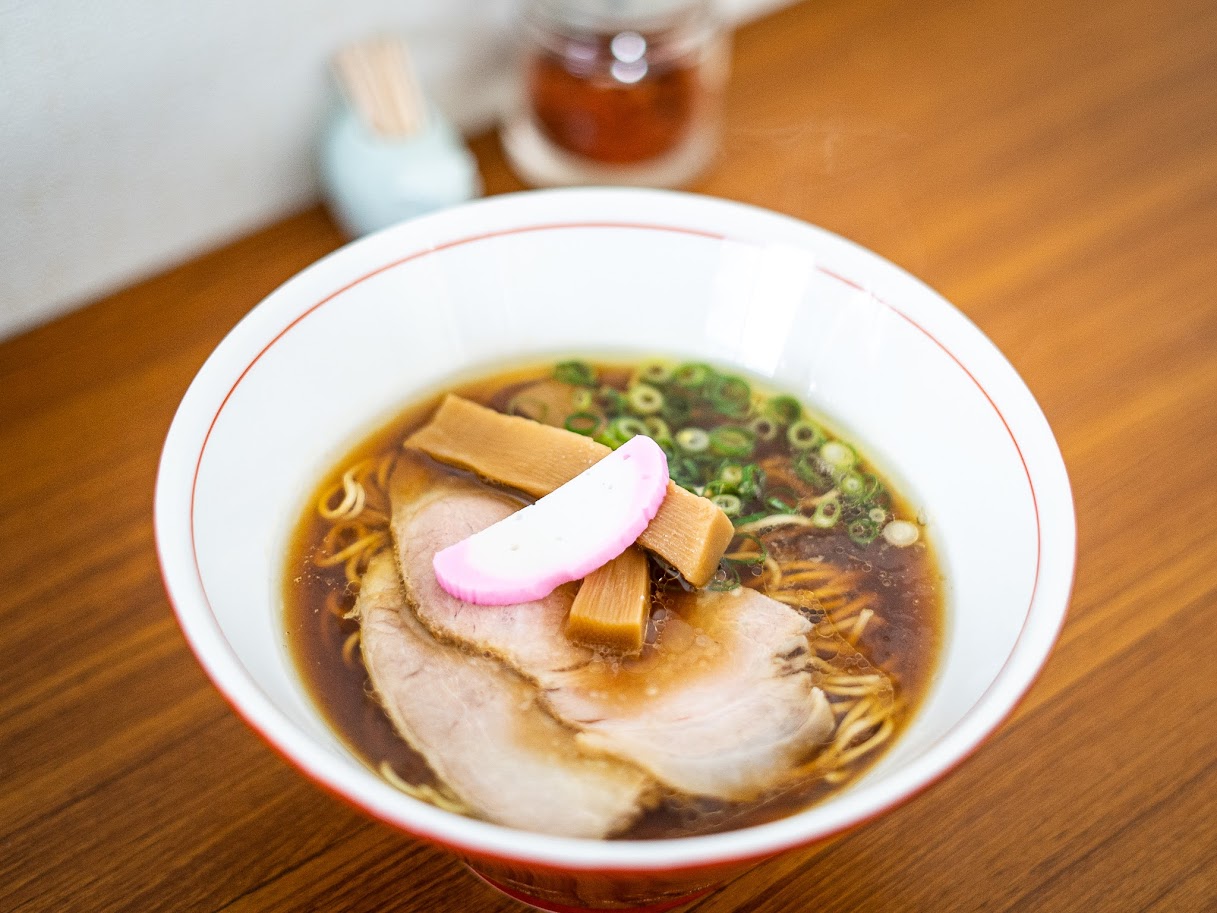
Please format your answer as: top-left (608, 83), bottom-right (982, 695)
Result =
top-left (501, 0), bottom-right (730, 187)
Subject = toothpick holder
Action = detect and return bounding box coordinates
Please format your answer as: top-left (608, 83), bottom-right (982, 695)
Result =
top-left (320, 100), bottom-right (482, 239)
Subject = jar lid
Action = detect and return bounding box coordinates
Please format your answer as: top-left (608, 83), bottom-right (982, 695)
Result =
top-left (525, 0), bottom-right (714, 32)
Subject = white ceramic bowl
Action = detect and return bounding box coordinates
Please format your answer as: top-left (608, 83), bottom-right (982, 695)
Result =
top-left (155, 188), bottom-right (1075, 911)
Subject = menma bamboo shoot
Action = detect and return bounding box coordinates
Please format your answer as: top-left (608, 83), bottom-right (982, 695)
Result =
top-left (566, 547), bottom-right (651, 653)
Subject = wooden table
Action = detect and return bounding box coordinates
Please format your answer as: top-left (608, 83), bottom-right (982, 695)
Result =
top-left (3, 0), bottom-right (1215, 909)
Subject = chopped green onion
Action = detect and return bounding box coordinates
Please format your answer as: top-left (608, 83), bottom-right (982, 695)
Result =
top-left (644, 416), bottom-right (672, 446)
top-left (726, 532), bottom-right (767, 564)
top-left (596, 415), bottom-right (648, 449)
top-left (611, 416), bottom-right (649, 440)
top-left (749, 416), bottom-right (779, 442)
top-left (675, 427), bottom-right (710, 453)
top-left (673, 362), bottom-right (713, 390)
top-left (847, 517), bottom-right (881, 545)
top-left (764, 395), bottom-right (802, 426)
top-left (711, 493), bottom-right (742, 516)
top-left (596, 386), bottom-right (628, 415)
top-left (838, 471), bottom-right (869, 501)
top-left (765, 495), bottom-right (798, 514)
top-left (564, 412), bottom-right (601, 436)
top-left (787, 420), bottom-right (826, 451)
top-left (705, 562), bottom-right (741, 591)
top-left (627, 383), bottom-right (664, 415)
top-left (709, 425), bottom-right (756, 458)
top-left (737, 463), bottom-right (764, 499)
top-left (841, 472), bottom-right (883, 505)
top-left (707, 374), bottom-right (752, 418)
top-left (718, 463), bottom-right (745, 489)
top-left (660, 390), bottom-right (693, 425)
top-left (794, 452), bottom-right (833, 490)
top-left (668, 455), bottom-right (703, 491)
top-left (732, 511), bottom-right (769, 526)
top-left (638, 361), bottom-right (673, 385)
top-left (554, 360), bottom-right (596, 387)
top-left (869, 506), bottom-right (888, 523)
top-left (572, 388), bottom-right (594, 411)
top-left (710, 465), bottom-right (760, 498)
top-left (812, 493), bottom-right (842, 528)
top-left (820, 440), bottom-right (857, 472)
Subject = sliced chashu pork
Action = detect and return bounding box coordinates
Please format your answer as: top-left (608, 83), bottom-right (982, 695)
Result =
top-left (389, 462), bottom-right (835, 801)
top-left (553, 588), bottom-right (833, 800)
top-left (356, 551), bottom-right (651, 838)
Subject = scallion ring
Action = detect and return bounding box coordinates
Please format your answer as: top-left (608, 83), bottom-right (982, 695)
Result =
top-left (564, 412), bottom-right (602, 436)
top-left (673, 362), bottom-right (712, 390)
top-left (638, 361), bottom-right (673, 385)
top-left (669, 456), bottom-right (702, 489)
top-left (787, 420), bottom-right (826, 451)
top-left (660, 391), bottom-right (693, 425)
top-left (838, 471), bottom-right (869, 501)
top-left (553, 360), bottom-right (596, 387)
top-left (596, 386), bottom-right (628, 415)
top-left (610, 416), bottom-right (649, 442)
top-left (819, 440), bottom-right (858, 472)
top-left (794, 452), bottom-right (833, 490)
top-left (675, 427), bottom-right (710, 453)
top-left (706, 561), bottom-right (741, 591)
top-left (627, 383), bottom-right (664, 415)
top-left (572, 388), bottom-right (594, 411)
top-left (749, 416), bottom-right (779, 442)
top-left (718, 463), bottom-right (745, 489)
top-left (711, 493), bottom-right (742, 516)
top-left (847, 517), bottom-right (881, 545)
top-left (812, 493), bottom-right (842, 528)
top-left (765, 395), bottom-right (802, 426)
top-left (644, 416), bottom-right (672, 445)
top-left (708, 375), bottom-right (752, 418)
top-left (737, 463), bottom-right (765, 499)
top-left (709, 425), bottom-right (756, 458)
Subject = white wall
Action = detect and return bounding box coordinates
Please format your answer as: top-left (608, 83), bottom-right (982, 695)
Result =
top-left (0, 0), bottom-right (789, 340)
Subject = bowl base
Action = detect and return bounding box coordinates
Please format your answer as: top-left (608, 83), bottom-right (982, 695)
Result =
top-left (464, 861), bottom-right (721, 912)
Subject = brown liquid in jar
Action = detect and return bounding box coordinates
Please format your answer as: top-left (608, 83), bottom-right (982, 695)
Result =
top-left (526, 29), bottom-right (700, 164)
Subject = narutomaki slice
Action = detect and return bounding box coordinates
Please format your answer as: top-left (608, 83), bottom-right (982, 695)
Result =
top-left (433, 435), bottom-right (669, 605)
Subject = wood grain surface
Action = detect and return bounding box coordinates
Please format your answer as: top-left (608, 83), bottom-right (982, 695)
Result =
top-left (3, 0), bottom-right (1216, 909)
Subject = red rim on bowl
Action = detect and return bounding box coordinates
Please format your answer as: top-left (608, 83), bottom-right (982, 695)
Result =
top-left (155, 188), bottom-right (1075, 876)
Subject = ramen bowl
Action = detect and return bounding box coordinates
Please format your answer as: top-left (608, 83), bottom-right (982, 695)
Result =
top-left (155, 188), bottom-right (1074, 911)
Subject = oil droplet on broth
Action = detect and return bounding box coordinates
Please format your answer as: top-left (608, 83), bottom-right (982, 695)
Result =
top-left (662, 617), bottom-right (696, 653)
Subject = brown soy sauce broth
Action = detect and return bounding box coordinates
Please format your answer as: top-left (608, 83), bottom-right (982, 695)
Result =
top-left (282, 359), bottom-right (944, 838)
